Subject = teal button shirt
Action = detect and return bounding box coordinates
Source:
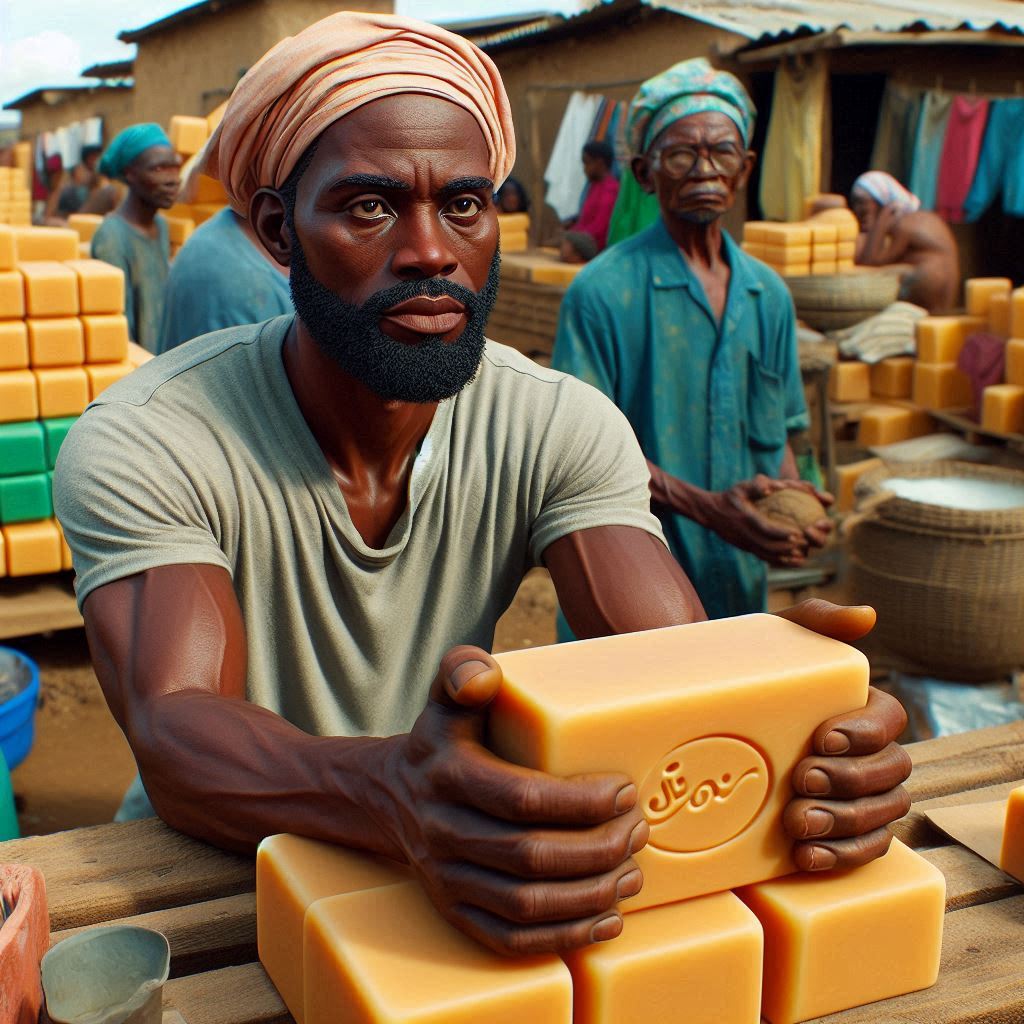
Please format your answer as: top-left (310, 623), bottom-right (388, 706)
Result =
top-left (552, 218), bottom-right (809, 619)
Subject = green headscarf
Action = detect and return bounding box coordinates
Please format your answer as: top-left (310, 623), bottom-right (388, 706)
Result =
top-left (98, 123), bottom-right (173, 180)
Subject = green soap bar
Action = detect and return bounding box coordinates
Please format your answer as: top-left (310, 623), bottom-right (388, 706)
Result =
top-left (42, 416), bottom-right (78, 470)
top-left (0, 473), bottom-right (53, 524)
top-left (0, 421), bottom-right (46, 477)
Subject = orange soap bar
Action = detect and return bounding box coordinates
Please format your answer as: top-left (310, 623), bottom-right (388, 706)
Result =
top-left (563, 891), bottom-right (763, 1024)
top-left (999, 785), bottom-right (1024, 883)
top-left (1011, 288), bottom-right (1024, 339)
top-left (829, 361), bottom-right (871, 403)
top-left (743, 222), bottom-right (772, 243)
top-left (64, 259), bottom-right (125, 315)
top-left (835, 457), bottom-right (883, 514)
top-left (0, 321), bottom-right (29, 370)
top-left (857, 405), bottom-right (915, 447)
top-left (989, 292), bottom-right (1012, 337)
top-left (738, 839), bottom-right (944, 1024)
top-left (916, 317), bottom-right (966, 363)
top-left (169, 115), bottom-right (208, 156)
top-left (779, 264), bottom-right (811, 278)
top-left (1005, 339), bottom-right (1024, 387)
top-left (13, 227), bottom-right (79, 262)
top-left (764, 243), bottom-right (812, 265)
top-left (760, 224), bottom-right (812, 247)
top-left (0, 225), bottom-right (14, 270)
top-left (490, 615), bottom-right (869, 911)
top-left (870, 356), bottom-right (914, 398)
top-left (0, 369), bottom-right (39, 423)
top-left (257, 834), bottom-right (410, 1022)
top-left (532, 264), bottom-right (582, 286)
top-left (741, 242), bottom-right (767, 260)
top-left (837, 258), bottom-right (856, 272)
top-left (3, 519), bottom-right (62, 576)
top-left (837, 240), bottom-right (856, 260)
top-left (81, 314), bottom-right (130, 363)
top-left (86, 361), bottom-right (133, 400)
top-left (35, 367), bottom-right (89, 417)
top-left (27, 318), bottom-right (84, 368)
top-left (809, 223), bottom-right (838, 244)
top-left (502, 230), bottom-right (528, 253)
top-left (811, 259), bottom-right (838, 276)
top-left (913, 362), bottom-right (971, 410)
top-left (19, 261), bottom-right (79, 317)
top-left (966, 277), bottom-right (1012, 317)
top-left (304, 881), bottom-right (572, 1024)
top-left (0, 270), bottom-right (25, 319)
top-left (981, 385), bottom-right (1024, 435)
top-left (66, 213), bottom-right (103, 243)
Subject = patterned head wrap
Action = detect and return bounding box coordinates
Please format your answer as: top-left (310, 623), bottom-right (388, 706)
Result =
top-left (852, 172), bottom-right (921, 216)
top-left (627, 58), bottom-right (755, 155)
top-left (199, 11), bottom-right (516, 215)
top-left (97, 124), bottom-right (173, 180)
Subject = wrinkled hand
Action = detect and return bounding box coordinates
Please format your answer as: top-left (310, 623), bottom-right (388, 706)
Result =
top-left (380, 646), bottom-right (647, 956)
top-left (709, 475), bottom-right (833, 567)
top-left (777, 600), bottom-right (912, 870)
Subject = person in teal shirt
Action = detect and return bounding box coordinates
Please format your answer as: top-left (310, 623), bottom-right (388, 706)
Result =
top-left (552, 59), bottom-right (831, 621)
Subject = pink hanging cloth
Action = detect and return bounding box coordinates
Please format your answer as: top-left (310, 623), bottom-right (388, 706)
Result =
top-left (935, 95), bottom-right (990, 223)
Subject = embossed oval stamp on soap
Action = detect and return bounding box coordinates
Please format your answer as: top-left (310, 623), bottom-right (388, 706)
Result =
top-left (639, 737), bottom-right (771, 853)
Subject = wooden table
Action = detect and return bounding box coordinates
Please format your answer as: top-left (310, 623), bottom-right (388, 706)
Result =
top-left (2, 722), bottom-right (1022, 1024)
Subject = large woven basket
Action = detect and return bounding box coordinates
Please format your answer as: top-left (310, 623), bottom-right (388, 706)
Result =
top-left (786, 269), bottom-right (901, 331)
top-left (848, 461), bottom-right (1024, 680)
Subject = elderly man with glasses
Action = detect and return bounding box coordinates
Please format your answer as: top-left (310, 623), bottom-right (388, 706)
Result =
top-left (553, 59), bottom-right (832, 622)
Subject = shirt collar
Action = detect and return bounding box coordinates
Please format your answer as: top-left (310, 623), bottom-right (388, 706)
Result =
top-left (648, 217), bottom-right (765, 297)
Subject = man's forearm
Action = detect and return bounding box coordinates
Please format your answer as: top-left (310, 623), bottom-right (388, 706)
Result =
top-left (646, 459), bottom-right (714, 527)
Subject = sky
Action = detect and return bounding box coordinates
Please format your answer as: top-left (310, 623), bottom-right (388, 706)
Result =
top-left (0, 0), bottom-right (581, 127)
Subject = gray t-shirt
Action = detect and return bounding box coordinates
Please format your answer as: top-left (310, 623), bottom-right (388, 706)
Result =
top-left (56, 315), bottom-right (663, 739)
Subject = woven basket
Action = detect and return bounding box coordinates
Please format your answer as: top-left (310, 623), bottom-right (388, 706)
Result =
top-left (848, 461), bottom-right (1024, 679)
top-left (786, 269), bottom-right (901, 332)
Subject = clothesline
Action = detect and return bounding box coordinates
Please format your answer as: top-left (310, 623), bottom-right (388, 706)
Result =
top-left (893, 76), bottom-right (1024, 102)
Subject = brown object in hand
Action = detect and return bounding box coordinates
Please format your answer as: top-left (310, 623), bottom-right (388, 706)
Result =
top-left (754, 489), bottom-right (828, 532)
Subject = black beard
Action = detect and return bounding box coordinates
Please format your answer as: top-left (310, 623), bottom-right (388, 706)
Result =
top-left (289, 235), bottom-right (500, 404)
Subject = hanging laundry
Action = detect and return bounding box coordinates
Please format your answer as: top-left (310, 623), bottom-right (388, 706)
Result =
top-left (909, 90), bottom-right (953, 212)
top-left (760, 53), bottom-right (827, 222)
top-left (935, 94), bottom-right (990, 223)
top-left (964, 98), bottom-right (1024, 222)
top-left (544, 91), bottom-right (603, 222)
top-left (870, 81), bottom-right (922, 185)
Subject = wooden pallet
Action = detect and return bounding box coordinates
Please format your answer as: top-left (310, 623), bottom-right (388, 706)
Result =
top-left (0, 574), bottom-right (81, 640)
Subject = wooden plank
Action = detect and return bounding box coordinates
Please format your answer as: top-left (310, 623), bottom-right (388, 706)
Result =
top-left (0, 817), bottom-right (253, 930)
top-left (810, 896), bottom-right (1024, 1023)
top-left (49, 892), bottom-right (256, 979)
top-left (164, 963), bottom-right (291, 1024)
top-left (904, 727), bottom-right (1024, 803)
top-left (0, 575), bottom-right (83, 640)
top-left (907, 723), bottom-right (1024, 769)
top-left (920, 844), bottom-right (1023, 912)
top-left (893, 780), bottom-right (1024, 848)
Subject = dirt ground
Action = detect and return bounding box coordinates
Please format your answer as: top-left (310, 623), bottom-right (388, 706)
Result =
top-left (7, 569), bottom-right (560, 837)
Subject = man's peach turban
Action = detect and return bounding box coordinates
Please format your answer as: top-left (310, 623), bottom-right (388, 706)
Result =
top-left (200, 11), bottom-right (516, 215)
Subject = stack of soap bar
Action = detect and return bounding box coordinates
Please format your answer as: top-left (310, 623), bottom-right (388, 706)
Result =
top-left (0, 371), bottom-right (38, 423)
top-left (857, 405), bottom-right (916, 447)
top-left (169, 115), bottom-right (209, 156)
top-left (981, 385), bottom-right (1024, 435)
top-left (13, 227), bottom-right (79, 262)
top-left (913, 362), bottom-right (972, 410)
top-left (2, 519), bottom-right (62, 575)
top-left (829, 361), bottom-right (871, 403)
top-left (0, 225), bottom-right (15, 269)
top-left (498, 213), bottom-right (530, 255)
top-left (916, 317), bottom-right (968, 364)
top-left (19, 262), bottom-right (79, 317)
top-left (0, 321), bottom-right (28, 369)
top-left (870, 357), bottom-right (914, 399)
top-left (1006, 339), bottom-right (1024, 387)
top-left (490, 614), bottom-right (869, 909)
top-left (63, 259), bottom-right (125, 315)
top-left (563, 892), bottom-right (763, 1024)
top-left (27, 319), bottom-right (84, 367)
top-left (835, 457), bottom-right (883, 513)
top-left (0, 167), bottom-right (32, 227)
top-left (965, 277), bottom-right (1012, 317)
top-left (737, 839), bottom-right (945, 1024)
top-left (999, 785), bottom-right (1024, 883)
top-left (0, 270), bottom-right (25, 319)
top-left (759, 224), bottom-right (813, 277)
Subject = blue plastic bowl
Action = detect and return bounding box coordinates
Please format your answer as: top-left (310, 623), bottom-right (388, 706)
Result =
top-left (0, 647), bottom-right (40, 771)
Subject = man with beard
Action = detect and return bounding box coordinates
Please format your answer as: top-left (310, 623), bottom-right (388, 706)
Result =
top-left (554, 59), bottom-right (833, 623)
top-left (56, 15), bottom-right (911, 957)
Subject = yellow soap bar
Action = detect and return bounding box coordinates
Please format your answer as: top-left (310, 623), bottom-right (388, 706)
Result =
top-left (35, 367), bottom-right (89, 417)
top-left (811, 259), bottom-right (838, 276)
top-left (741, 242), bottom-right (767, 260)
top-left (837, 240), bottom-right (856, 260)
top-left (0, 225), bottom-right (14, 270)
top-left (531, 264), bottom-right (582, 286)
top-left (809, 223), bottom-right (838, 244)
top-left (981, 385), bottom-right (1024, 435)
top-left (1011, 288), bottom-right (1024, 339)
top-left (0, 321), bottom-right (29, 370)
top-left (1005, 339), bottom-right (1024, 387)
top-left (0, 270), bottom-right (26, 319)
top-left (3, 520), bottom-right (62, 576)
top-left (85, 361), bottom-right (133, 400)
top-left (857, 405), bottom-right (915, 447)
top-left (738, 839), bottom-right (944, 1024)
top-left (304, 881), bottom-right (572, 1024)
top-left (63, 259), bottom-right (125, 315)
top-left (779, 264), bottom-right (811, 278)
top-left (563, 891), bottom-right (763, 1024)
top-left (870, 356), bottom-right (914, 398)
top-left (0, 369), bottom-right (39, 422)
top-left (764, 244), bottom-right (812, 266)
top-left (66, 214), bottom-right (103, 244)
top-left (13, 227), bottom-right (79, 262)
top-left (498, 213), bottom-right (530, 233)
top-left (19, 261), bottom-right (79, 317)
top-left (257, 834), bottom-right (411, 1022)
top-left (490, 615), bottom-right (869, 911)
top-left (835, 457), bottom-right (883, 514)
top-left (837, 258), bottom-right (856, 272)
top-left (829, 361), bottom-right (871, 403)
top-left (811, 243), bottom-right (837, 262)
top-left (999, 785), bottom-right (1024, 883)
top-left (913, 362), bottom-right (972, 410)
top-left (193, 174), bottom-right (228, 204)
top-left (169, 115), bottom-right (208, 156)
top-left (165, 216), bottom-right (195, 248)
top-left (916, 317), bottom-right (965, 363)
top-left (760, 224), bottom-right (812, 247)
top-left (81, 315), bottom-right (130, 364)
top-left (989, 292), bottom-right (1012, 337)
top-left (743, 221), bottom-right (773, 243)
top-left (965, 277), bottom-right (1012, 317)
top-left (27, 318), bottom-right (84, 368)
top-left (501, 230), bottom-right (528, 253)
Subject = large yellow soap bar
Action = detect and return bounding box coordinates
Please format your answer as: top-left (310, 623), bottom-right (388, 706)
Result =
top-left (809, 223), bottom-right (838, 245)
top-left (169, 115), bottom-right (208, 156)
top-left (63, 259), bottom-right (125, 315)
top-left (835, 457), bottom-right (883, 514)
top-left (829, 361), bottom-right (871, 403)
top-left (3, 520), bottom-right (62, 576)
top-left (741, 242), bottom-right (767, 260)
top-left (81, 315), bottom-right (129, 364)
top-left (501, 230), bottom-right (528, 253)
top-left (1011, 288), bottom-right (1024, 339)
top-left (870, 357), bottom-right (914, 398)
top-left (498, 212), bottom-right (530, 233)
top-left (0, 370), bottom-right (38, 423)
top-left (86, 361), bottom-right (133, 400)
top-left (989, 292), bottom-right (1012, 337)
top-left (27, 318), bottom-right (84, 368)
top-left (19, 261), bottom-right (79, 317)
top-left (490, 615), bottom-right (869, 911)
top-left (743, 222), bottom-right (772, 243)
top-left (737, 839), bottom-right (944, 1024)
top-left (764, 244), bottom-right (812, 266)
top-left (913, 362), bottom-right (972, 410)
top-left (304, 881), bottom-right (572, 1024)
top-left (966, 277), bottom-right (1012, 317)
top-left (999, 785), bottom-right (1024, 883)
top-left (257, 833), bottom-right (410, 1022)
top-left (981, 385), bottom-right (1024, 435)
top-left (857, 405), bottom-right (914, 447)
top-left (0, 225), bottom-right (14, 271)
top-left (0, 270), bottom-right (25, 319)
top-left (13, 227), bottom-right (79, 262)
top-left (916, 317), bottom-right (965, 363)
top-left (67, 214), bottom-right (103, 244)
top-left (562, 891), bottom-right (763, 1024)
top-left (0, 321), bottom-right (29, 370)
top-left (837, 240), bottom-right (856, 260)
top-left (760, 224), bottom-right (812, 247)
top-left (1006, 339), bottom-right (1024, 387)
top-left (35, 367), bottom-right (89, 417)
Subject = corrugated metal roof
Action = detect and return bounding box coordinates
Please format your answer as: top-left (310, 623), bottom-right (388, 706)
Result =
top-left (645, 0), bottom-right (1024, 42)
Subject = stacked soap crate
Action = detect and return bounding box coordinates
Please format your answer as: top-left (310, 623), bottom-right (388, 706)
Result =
top-left (742, 212), bottom-right (858, 277)
top-left (0, 167), bottom-right (32, 227)
top-left (968, 277), bottom-right (1024, 436)
top-left (0, 224), bottom-right (132, 577)
top-left (497, 212), bottom-right (528, 253)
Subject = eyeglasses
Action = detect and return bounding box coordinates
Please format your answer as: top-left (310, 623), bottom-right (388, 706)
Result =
top-left (652, 143), bottom-right (745, 178)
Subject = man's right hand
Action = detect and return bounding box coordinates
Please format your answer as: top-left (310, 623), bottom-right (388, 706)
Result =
top-left (375, 646), bottom-right (648, 956)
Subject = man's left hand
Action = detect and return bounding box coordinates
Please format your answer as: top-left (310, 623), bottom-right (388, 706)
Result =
top-left (776, 600), bottom-right (912, 870)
